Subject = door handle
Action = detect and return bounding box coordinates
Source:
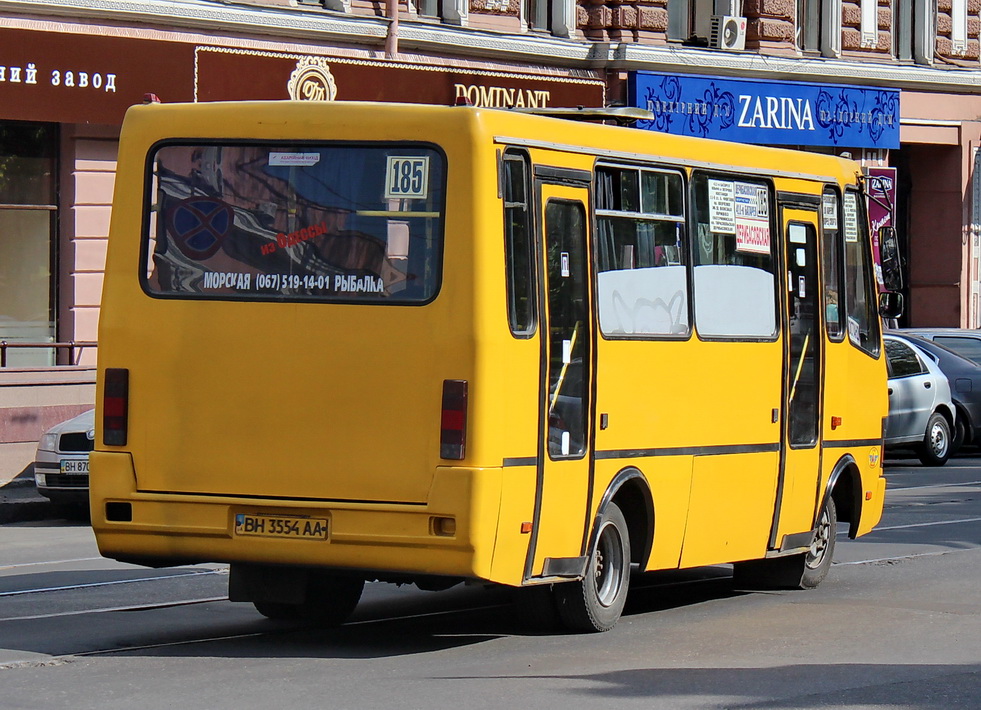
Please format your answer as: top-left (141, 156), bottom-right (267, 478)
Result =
top-left (888, 388), bottom-right (893, 395)
top-left (924, 382), bottom-right (932, 389)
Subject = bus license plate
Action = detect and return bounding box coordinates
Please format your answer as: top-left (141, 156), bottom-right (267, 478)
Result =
top-left (60, 458), bottom-right (89, 474)
top-left (234, 513), bottom-right (329, 540)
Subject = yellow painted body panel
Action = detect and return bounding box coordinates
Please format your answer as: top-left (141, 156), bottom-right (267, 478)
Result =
top-left (92, 100), bottom-right (887, 590)
top-left (680, 452), bottom-right (779, 567)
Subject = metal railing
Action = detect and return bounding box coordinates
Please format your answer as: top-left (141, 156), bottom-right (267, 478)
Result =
top-left (0, 341), bottom-right (97, 367)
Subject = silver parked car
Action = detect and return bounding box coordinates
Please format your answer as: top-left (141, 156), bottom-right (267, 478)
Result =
top-left (901, 328), bottom-right (981, 366)
top-left (33, 409), bottom-right (94, 505)
top-left (883, 335), bottom-right (956, 466)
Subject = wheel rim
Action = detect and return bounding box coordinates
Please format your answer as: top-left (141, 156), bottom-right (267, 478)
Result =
top-left (929, 420), bottom-right (949, 457)
top-left (592, 520), bottom-right (625, 607)
top-left (806, 507), bottom-right (831, 570)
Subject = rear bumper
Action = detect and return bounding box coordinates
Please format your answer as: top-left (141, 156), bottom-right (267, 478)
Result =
top-left (89, 451), bottom-right (504, 582)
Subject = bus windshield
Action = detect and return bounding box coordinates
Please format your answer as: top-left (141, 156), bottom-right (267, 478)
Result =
top-left (143, 142), bottom-right (445, 302)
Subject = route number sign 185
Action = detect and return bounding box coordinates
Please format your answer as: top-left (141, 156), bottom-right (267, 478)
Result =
top-left (385, 156), bottom-right (430, 199)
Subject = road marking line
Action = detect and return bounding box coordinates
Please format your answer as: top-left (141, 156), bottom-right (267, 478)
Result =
top-left (0, 557), bottom-right (103, 571)
top-left (0, 597), bottom-right (227, 623)
top-left (888, 480), bottom-right (981, 492)
top-left (873, 516), bottom-right (981, 531)
top-left (835, 548), bottom-right (976, 565)
top-left (0, 569), bottom-right (225, 598)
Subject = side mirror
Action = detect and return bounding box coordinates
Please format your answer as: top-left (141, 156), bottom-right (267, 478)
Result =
top-left (879, 291), bottom-right (904, 319)
top-left (879, 226), bottom-right (903, 291)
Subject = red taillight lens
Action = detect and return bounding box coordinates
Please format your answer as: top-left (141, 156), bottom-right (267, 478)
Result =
top-left (103, 368), bottom-right (129, 446)
top-left (440, 379), bottom-right (468, 460)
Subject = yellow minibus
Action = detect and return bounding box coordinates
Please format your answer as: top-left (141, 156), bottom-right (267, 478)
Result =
top-left (91, 100), bottom-right (898, 631)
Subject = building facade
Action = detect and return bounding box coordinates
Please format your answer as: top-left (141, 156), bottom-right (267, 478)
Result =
top-left (1, 0), bottom-right (980, 477)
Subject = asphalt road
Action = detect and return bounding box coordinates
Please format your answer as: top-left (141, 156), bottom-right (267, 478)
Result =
top-left (0, 456), bottom-right (979, 709)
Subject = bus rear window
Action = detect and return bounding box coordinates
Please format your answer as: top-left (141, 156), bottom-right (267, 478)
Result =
top-left (143, 143), bottom-right (445, 303)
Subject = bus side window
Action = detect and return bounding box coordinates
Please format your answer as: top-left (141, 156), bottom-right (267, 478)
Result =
top-left (690, 173), bottom-right (777, 339)
top-left (821, 188), bottom-right (845, 341)
top-left (842, 190), bottom-right (881, 356)
top-left (594, 164), bottom-right (689, 337)
top-left (503, 151), bottom-right (536, 336)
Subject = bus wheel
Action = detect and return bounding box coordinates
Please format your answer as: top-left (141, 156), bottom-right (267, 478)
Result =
top-left (555, 502), bottom-right (630, 633)
top-left (253, 574), bottom-right (364, 626)
top-left (800, 495), bottom-right (836, 589)
top-left (733, 496), bottom-right (836, 590)
top-left (918, 412), bottom-right (951, 466)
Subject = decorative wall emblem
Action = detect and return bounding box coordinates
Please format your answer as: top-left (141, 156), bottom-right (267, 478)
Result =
top-left (287, 57), bottom-right (337, 102)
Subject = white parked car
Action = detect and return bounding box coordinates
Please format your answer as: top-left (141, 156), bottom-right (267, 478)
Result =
top-left (33, 409), bottom-right (95, 505)
top-left (884, 336), bottom-right (956, 466)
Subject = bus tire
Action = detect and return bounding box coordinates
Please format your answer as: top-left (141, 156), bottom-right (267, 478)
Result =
top-left (800, 495), bottom-right (836, 589)
top-left (917, 412), bottom-right (951, 466)
top-left (733, 496), bottom-right (836, 590)
top-left (253, 574), bottom-right (364, 627)
top-left (555, 502), bottom-right (630, 633)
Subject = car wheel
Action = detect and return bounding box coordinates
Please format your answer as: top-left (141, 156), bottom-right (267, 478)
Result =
top-left (951, 414), bottom-right (968, 455)
top-left (253, 574), bottom-right (364, 626)
top-left (554, 502), bottom-right (630, 632)
top-left (917, 412), bottom-right (951, 466)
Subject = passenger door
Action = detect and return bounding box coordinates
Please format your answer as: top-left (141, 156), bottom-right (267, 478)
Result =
top-left (772, 207), bottom-right (823, 544)
top-left (526, 178), bottom-right (594, 580)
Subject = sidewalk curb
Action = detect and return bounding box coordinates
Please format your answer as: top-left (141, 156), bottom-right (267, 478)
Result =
top-left (0, 480), bottom-right (56, 525)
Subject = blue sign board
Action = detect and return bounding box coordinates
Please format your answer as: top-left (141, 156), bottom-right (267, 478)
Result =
top-left (628, 72), bottom-right (900, 150)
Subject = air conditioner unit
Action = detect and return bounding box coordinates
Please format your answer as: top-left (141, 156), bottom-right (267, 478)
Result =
top-left (711, 15), bottom-right (747, 51)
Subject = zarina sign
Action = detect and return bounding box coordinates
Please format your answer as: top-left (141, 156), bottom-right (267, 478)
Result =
top-left (628, 72), bottom-right (900, 149)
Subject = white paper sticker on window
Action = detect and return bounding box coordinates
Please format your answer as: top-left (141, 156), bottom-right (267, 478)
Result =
top-left (796, 248), bottom-right (806, 267)
top-left (843, 192), bottom-right (859, 243)
top-left (708, 179), bottom-right (736, 234)
top-left (385, 156), bottom-right (430, 199)
top-left (561, 431), bottom-right (571, 456)
top-left (269, 152), bottom-right (321, 167)
top-left (562, 339), bottom-right (572, 364)
top-left (822, 193), bottom-right (839, 230)
top-left (561, 252), bottom-right (570, 277)
top-left (734, 182), bottom-right (770, 254)
top-left (799, 275), bottom-right (806, 298)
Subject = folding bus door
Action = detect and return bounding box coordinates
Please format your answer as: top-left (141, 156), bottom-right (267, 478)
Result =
top-left (525, 176), bottom-right (594, 581)
top-left (773, 206), bottom-right (823, 545)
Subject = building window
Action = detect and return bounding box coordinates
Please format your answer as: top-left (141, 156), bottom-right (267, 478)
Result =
top-left (417, 0), bottom-right (441, 16)
top-left (669, 0), bottom-right (745, 45)
top-left (798, 0), bottom-right (821, 52)
top-left (798, 0), bottom-right (841, 56)
top-left (524, 0), bottom-right (574, 36)
top-left (896, 0), bottom-right (936, 64)
top-left (0, 121), bottom-right (57, 367)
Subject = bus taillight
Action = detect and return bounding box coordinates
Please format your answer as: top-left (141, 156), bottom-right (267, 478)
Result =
top-left (103, 368), bottom-right (130, 446)
top-left (440, 379), bottom-right (468, 460)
